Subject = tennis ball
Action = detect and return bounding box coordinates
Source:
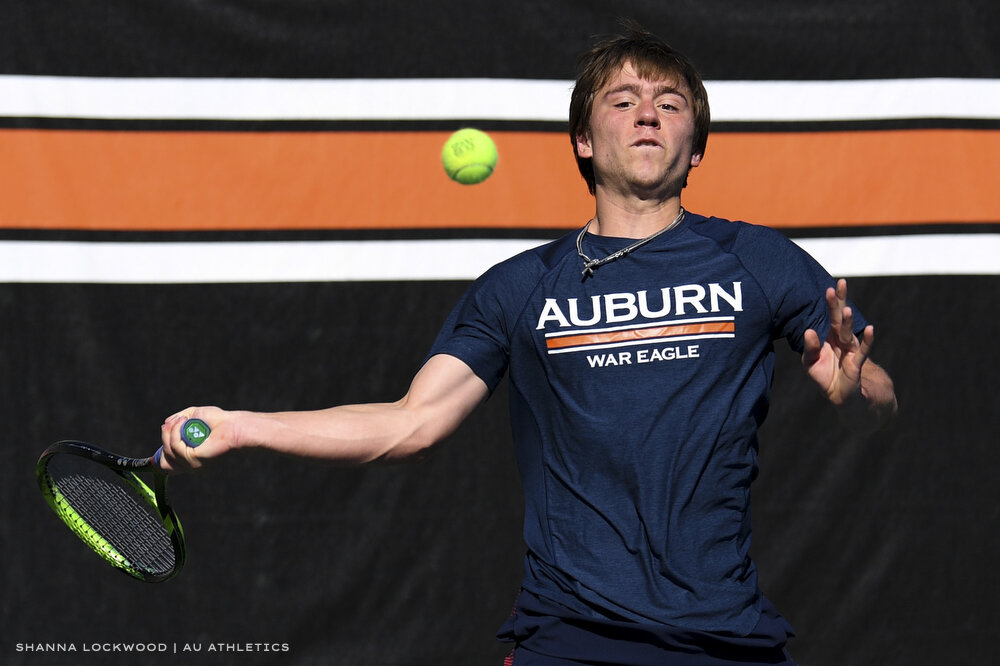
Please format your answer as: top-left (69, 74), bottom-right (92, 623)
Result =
top-left (441, 128), bottom-right (497, 185)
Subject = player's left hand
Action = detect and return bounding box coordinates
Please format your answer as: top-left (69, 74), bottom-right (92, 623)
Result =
top-left (801, 278), bottom-right (874, 406)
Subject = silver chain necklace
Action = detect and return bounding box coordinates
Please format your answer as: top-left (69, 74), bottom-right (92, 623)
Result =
top-left (576, 207), bottom-right (685, 278)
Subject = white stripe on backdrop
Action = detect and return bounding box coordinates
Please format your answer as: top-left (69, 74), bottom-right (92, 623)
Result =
top-left (1, 76), bottom-right (998, 122)
top-left (1, 235), bottom-right (997, 283)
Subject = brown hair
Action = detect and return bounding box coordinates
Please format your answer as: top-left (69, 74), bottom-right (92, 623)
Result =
top-left (569, 21), bottom-right (711, 194)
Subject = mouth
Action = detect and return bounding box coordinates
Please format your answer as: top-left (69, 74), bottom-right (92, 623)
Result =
top-left (631, 138), bottom-right (663, 149)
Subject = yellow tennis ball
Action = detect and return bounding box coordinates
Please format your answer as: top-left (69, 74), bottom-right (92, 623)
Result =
top-left (441, 128), bottom-right (498, 185)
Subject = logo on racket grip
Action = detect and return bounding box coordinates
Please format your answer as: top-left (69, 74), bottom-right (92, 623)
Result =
top-left (181, 419), bottom-right (211, 447)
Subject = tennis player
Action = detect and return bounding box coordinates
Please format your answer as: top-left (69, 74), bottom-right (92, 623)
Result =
top-left (161, 22), bottom-right (897, 665)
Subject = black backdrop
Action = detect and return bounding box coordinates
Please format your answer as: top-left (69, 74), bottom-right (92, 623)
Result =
top-left (2, 2), bottom-right (998, 664)
top-left (4, 277), bottom-right (998, 664)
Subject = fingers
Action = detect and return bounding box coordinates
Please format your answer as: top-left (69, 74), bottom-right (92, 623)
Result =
top-left (839, 305), bottom-right (856, 347)
top-left (801, 328), bottom-right (821, 367)
top-left (827, 278), bottom-right (860, 351)
top-left (825, 282), bottom-right (842, 332)
top-left (856, 324), bottom-right (875, 366)
top-left (158, 408), bottom-right (206, 473)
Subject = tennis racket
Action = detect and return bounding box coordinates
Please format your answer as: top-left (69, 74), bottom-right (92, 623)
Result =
top-left (35, 417), bottom-right (211, 583)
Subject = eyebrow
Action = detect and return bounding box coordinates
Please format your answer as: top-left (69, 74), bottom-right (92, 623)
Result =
top-left (603, 82), bottom-right (689, 102)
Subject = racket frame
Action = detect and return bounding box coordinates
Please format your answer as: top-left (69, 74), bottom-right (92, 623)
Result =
top-left (36, 439), bottom-right (186, 583)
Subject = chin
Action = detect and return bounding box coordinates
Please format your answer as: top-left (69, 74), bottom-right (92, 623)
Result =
top-left (629, 175), bottom-right (676, 196)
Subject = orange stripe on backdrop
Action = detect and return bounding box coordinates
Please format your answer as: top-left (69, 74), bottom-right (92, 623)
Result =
top-left (0, 129), bottom-right (997, 231)
top-left (0, 130), bottom-right (588, 231)
top-left (685, 129), bottom-right (1000, 227)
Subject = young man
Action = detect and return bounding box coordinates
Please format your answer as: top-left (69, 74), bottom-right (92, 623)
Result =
top-left (160, 24), bottom-right (897, 665)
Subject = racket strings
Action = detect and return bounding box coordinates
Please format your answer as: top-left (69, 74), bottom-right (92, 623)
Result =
top-left (44, 455), bottom-right (175, 577)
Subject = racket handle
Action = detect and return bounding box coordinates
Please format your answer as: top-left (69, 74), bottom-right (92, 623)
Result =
top-left (152, 418), bottom-right (210, 468)
top-left (181, 418), bottom-right (211, 447)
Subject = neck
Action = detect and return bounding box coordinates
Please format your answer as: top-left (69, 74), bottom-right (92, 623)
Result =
top-left (575, 206), bottom-right (685, 278)
top-left (589, 192), bottom-right (685, 238)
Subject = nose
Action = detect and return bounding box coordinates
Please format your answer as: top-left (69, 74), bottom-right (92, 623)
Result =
top-left (635, 98), bottom-right (659, 127)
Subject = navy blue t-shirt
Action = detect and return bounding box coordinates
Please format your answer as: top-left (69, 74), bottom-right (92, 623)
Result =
top-left (427, 214), bottom-right (866, 651)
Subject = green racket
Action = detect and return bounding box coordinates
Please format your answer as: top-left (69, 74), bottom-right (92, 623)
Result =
top-left (35, 418), bottom-right (211, 582)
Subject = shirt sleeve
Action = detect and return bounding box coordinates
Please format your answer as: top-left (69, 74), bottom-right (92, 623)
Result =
top-left (425, 250), bottom-right (543, 393)
top-left (734, 224), bottom-right (868, 353)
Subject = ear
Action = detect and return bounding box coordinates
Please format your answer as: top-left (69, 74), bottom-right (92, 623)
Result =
top-left (575, 132), bottom-right (593, 159)
top-left (689, 152), bottom-right (703, 168)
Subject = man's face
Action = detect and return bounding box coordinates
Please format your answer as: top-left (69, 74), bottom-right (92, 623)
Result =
top-left (576, 62), bottom-right (703, 201)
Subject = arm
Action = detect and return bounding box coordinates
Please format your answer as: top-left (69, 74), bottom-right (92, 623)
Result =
top-left (801, 279), bottom-right (898, 433)
top-left (158, 353), bottom-right (489, 471)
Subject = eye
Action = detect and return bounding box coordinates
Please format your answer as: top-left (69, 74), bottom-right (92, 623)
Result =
top-left (657, 94), bottom-right (686, 112)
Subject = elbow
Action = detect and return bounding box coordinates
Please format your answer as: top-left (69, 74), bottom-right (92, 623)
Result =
top-left (380, 439), bottom-right (436, 463)
top-left (370, 388), bottom-right (471, 463)
top-left (368, 427), bottom-right (441, 464)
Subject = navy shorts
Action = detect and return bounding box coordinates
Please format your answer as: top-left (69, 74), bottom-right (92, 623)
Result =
top-left (498, 589), bottom-right (796, 666)
top-left (505, 645), bottom-right (795, 666)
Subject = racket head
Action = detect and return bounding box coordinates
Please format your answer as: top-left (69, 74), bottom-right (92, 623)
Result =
top-left (36, 440), bottom-right (186, 583)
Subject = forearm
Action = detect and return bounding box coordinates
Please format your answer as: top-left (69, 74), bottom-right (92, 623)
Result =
top-left (161, 354), bottom-right (489, 471)
top-left (230, 400), bottom-right (439, 464)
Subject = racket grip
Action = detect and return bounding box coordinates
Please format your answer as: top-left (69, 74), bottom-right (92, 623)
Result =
top-left (181, 418), bottom-right (211, 447)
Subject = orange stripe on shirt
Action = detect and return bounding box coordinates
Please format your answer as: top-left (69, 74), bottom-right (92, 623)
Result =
top-left (546, 321), bottom-right (736, 350)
